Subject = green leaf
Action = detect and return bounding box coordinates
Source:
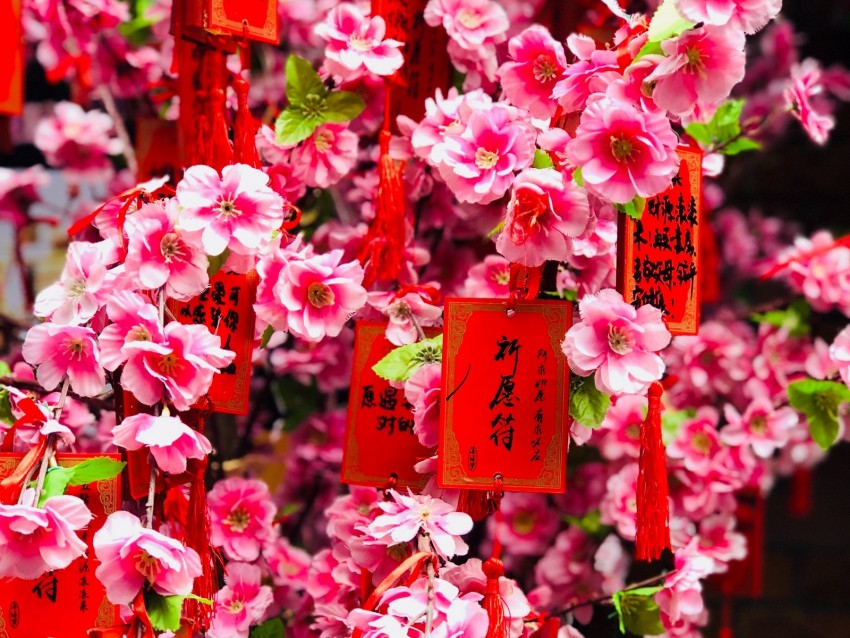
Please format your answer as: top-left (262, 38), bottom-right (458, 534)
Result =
top-left (487, 221), bottom-right (505, 239)
top-left (612, 587), bottom-right (665, 636)
top-left (274, 108), bottom-right (321, 147)
top-left (614, 195), bottom-right (646, 220)
top-left (532, 149), bottom-right (555, 169)
top-left (250, 617), bottom-right (286, 638)
top-left (684, 99), bottom-right (760, 156)
top-left (207, 249), bottom-right (229, 277)
top-left (0, 361), bottom-right (11, 376)
top-left (684, 122), bottom-right (712, 146)
top-left (372, 335), bottom-right (443, 383)
top-left (633, 39), bottom-right (664, 62)
top-left (788, 378), bottom-right (850, 450)
top-left (661, 408), bottom-right (695, 445)
top-left (66, 457), bottom-right (126, 486)
top-left (323, 91), bottom-right (367, 123)
top-left (563, 510), bottom-right (612, 536)
top-left (145, 592), bottom-right (185, 632)
top-left (285, 55), bottom-right (326, 106)
top-left (260, 325), bottom-right (276, 349)
top-left (751, 299), bottom-right (811, 337)
top-left (0, 387), bottom-right (14, 426)
top-left (647, 0), bottom-right (695, 41)
top-left (722, 136), bottom-right (762, 155)
top-left (38, 467), bottom-right (75, 506)
top-left (572, 167), bottom-right (584, 187)
top-left (569, 375), bottom-right (611, 429)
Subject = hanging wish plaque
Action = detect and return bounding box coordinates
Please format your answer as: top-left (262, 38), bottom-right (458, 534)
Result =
top-left (617, 146), bottom-right (702, 335)
top-left (439, 299), bottom-right (571, 493)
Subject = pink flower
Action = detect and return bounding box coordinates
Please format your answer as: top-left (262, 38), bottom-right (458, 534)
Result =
top-left (22, 323), bottom-right (105, 397)
top-left (721, 395), bottom-right (798, 458)
top-left (34, 240), bottom-right (120, 325)
top-left (487, 492), bottom-right (560, 557)
top-left (365, 490), bottom-right (473, 559)
top-left (316, 4), bottom-right (404, 80)
top-left (667, 408), bottom-right (722, 475)
top-left (403, 362), bottom-right (442, 448)
top-left (596, 394), bottom-right (647, 461)
top-left (98, 291), bottom-right (164, 371)
top-left (93, 511), bottom-right (201, 605)
top-left (462, 254), bottom-right (511, 297)
top-left (208, 562), bottom-right (274, 638)
top-left (424, 0), bottom-right (508, 52)
top-left (695, 514), bottom-right (746, 572)
top-left (112, 412), bottom-right (212, 475)
top-left (675, 0), bottom-right (781, 34)
top-left (646, 26), bottom-right (746, 117)
top-left (780, 231), bottom-right (850, 315)
top-left (366, 289), bottom-right (443, 346)
top-left (208, 478), bottom-right (277, 562)
top-left (264, 537), bottom-right (312, 588)
top-left (495, 168), bottom-right (590, 267)
top-left (829, 325), bottom-right (850, 387)
top-left (553, 35), bottom-right (621, 113)
top-left (785, 58), bottom-right (836, 146)
top-left (497, 25), bottom-right (567, 118)
top-left (0, 496), bottom-right (92, 579)
top-left (599, 463), bottom-right (639, 539)
top-left (409, 87), bottom-right (474, 164)
top-left (120, 322), bottom-right (235, 411)
top-left (33, 102), bottom-right (123, 176)
top-left (566, 96), bottom-right (680, 204)
top-left (176, 163), bottom-right (284, 258)
top-left (562, 289), bottom-right (672, 395)
top-left (124, 200), bottom-right (209, 301)
top-left (277, 250), bottom-right (367, 342)
top-left (291, 124), bottom-right (359, 189)
top-left (438, 106), bottom-right (535, 204)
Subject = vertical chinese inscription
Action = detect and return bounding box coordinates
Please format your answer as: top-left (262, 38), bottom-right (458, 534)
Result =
top-left (619, 147), bottom-right (702, 335)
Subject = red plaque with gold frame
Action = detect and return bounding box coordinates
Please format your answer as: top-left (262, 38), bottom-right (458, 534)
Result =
top-left (0, 453), bottom-right (121, 637)
top-left (617, 146), bottom-right (702, 335)
top-left (438, 298), bottom-right (571, 493)
top-left (341, 321), bottom-right (435, 490)
top-left (0, 0), bottom-right (23, 115)
top-left (203, 0), bottom-right (279, 44)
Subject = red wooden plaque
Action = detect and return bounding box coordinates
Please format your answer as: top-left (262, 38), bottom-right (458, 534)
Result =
top-left (204, 0), bottom-right (279, 44)
top-left (617, 146), bottom-right (702, 335)
top-left (341, 322), bottom-right (434, 490)
top-left (0, 0), bottom-right (23, 115)
top-left (439, 299), bottom-right (571, 493)
top-left (168, 270), bottom-right (258, 415)
top-left (135, 117), bottom-right (182, 184)
top-left (0, 454), bottom-right (121, 637)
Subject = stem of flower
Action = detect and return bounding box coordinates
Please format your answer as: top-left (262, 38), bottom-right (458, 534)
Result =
top-left (410, 313), bottom-right (427, 342)
top-left (145, 455), bottom-right (157, 529)
top-left (29, 377), bottom-right (72, 505)
top-left (549, 571), bottom-right (673, 618)
top-left (417, 533), bottom-right (436, 637)
top-left (96, 85), bottom-right (139, 178)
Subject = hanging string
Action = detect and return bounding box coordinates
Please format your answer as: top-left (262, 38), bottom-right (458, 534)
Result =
top-left (481, 475), bottom-right (508, 638)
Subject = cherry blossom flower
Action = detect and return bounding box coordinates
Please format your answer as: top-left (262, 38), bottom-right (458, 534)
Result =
top-left (208, 478), bottom-right (277, 562)
top-left (208, 562), bottom-right (274, 638)
top-left (778, 231), bottom-right (850, 316)
top-left (123, 200), bottom-right (209, 301)
top-left (487, 492), bottom-right (560, 557)
top-left (366, 288), bottom-right (442, 345)
top-left (365, 490), bottom-right (473, 559)
top-left (276, 249), bottom-right (368, 342)
top-left (33, 240), bottom-right (120, 326)
top-left (120, 322), bottom-right (235, 411)
top-left (566, 96), bottom-right (680, 204)
top-left (98, 291), bottom-right (163, 371)
top-left (553, 35), bottom-right (621, 113)
top-left (462, 254), bottom-right (511, 297)
top-left (176, 163), bottom-right (284, 258)
top-left (667, 408), bottom-right (722, 475)
top-left (600, 463), bottom-right (639, 540)
top-left (495, 167), bottom-right (590, 267)
top-left (675, 0), bottom-right (782, 34)
top-left (22, 323), bottom-right (105, 397)
top-left (437, 106), bottom-right (535, 205)
top-left (408, 87), bottom-right (470, 164)
top-left (33, 102), bottom-right (123, 176)
top-left (0, 495), bottom-right (92, 579)
top-left (596, 394), bottom-right (647, 461)
top-left (112, 412), bottom-right (212, 475)
top-left (264, 537), bottom-right (312, 589)
top-left (722, 395), bottom-right (799, 458)
top-left (290, 124), bottom-right (359, 189)
top-left (424, 0), bottom-right (509, 53)
top-left (403, 362), bottom-right (441, 448)
top-left (316, 3), bottom-right (404, 81)
top-left (646, 26), bottom-right (746, 117)
top-left (829, 325), bottom-right (850, 387)
top-left (562, 289), bottom-right (672, 395)
top-left (785, 58), bottom-right (836, 146)
top-left (695, 514), bottom-right (747, 572)
top-left (498, 25), bottom-right (567, 118)
top-left (93, 511), bottom-right (201, 605)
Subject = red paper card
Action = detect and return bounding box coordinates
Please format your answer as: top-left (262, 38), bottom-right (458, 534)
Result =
top-left (0, 454), bottom-right (121, 637)
top-left (617, 146), bottom-right (702, 335)
top-left (168, 270), bottom-right (258, 415)
top-left (341, 322), bottom-right (434, 490)
top-left (0, 0), bottom-right (23, 115)
top-left (203, 0), bottom-right (279, 44)
top-left (438, 299), bottom-right (571, 493)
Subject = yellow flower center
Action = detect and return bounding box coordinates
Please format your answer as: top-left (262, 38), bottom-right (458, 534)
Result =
top-left (750, 414), bottom-right (768, 434)
top-left (607, 325), bottom-right (633, 355)
top-left (65, 338), bottom-right (86, 360)
top-left (160, 232), bottom-right (183, 263)
top-left (218, 199), bottom-right (241, 219)
top-left (475, 147), bottom-right (499, 169)
top-left (533, 55), bottom-right (559, 82)
top-left (457, 8), bottom-right (484, 28)
top-left (307, 282), bottom-right (335, 308)
top-left (135, 550), bottom-right (161, 583)
top-left (314, 130), bottom-right (334, 153)
top-left (224, 507), bottom-right (252, 533)
top-left (692, 431), bottom-right (713, 455)
top-left (513, 511), bottom-right (536, 535)
top-left (610, 136), bottom-right (636, 163)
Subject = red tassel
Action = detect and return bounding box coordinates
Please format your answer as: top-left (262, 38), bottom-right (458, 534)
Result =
top-left (208, 85), bottom-right (234, 172)
top-left (635, 382), bottom-right (670, 561)
top-left (184, 417), bottom-right (216, 630)
top-left (482, 558), bottom-right (508, 638)
top-left (456, 489), bottom-right (491, 522)
top-left (357, 121), bottom-right (407, 287)
top-left (789, 467), bottom-right (812, 518)
top-left (544, 617), bottom-right (560, 638)
top-left (232, 77), bottom-right (261, 168)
